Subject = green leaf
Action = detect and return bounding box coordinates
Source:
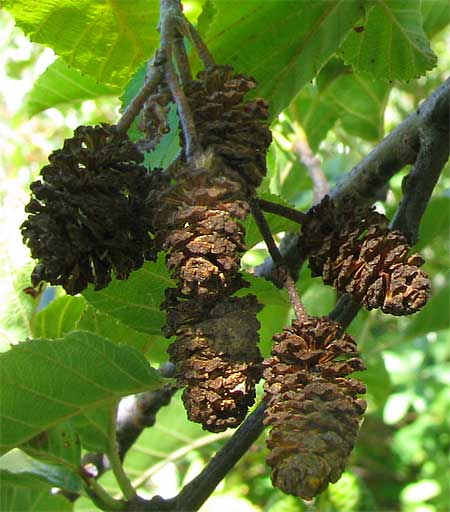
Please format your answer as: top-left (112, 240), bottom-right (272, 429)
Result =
top-left (0, 258), bottom-right (35, 350)
top-left (82, 256), bottom-right (173, 336)
top-left (238, 273), bottom-right (291, 357)
top-left (0, 470), bottom-right (72, 511)
top-left (71, 406), bottom-right (113, 452)
top-left (422, 0), bottom-right (450, 38)
top-left (339, 0), bottom-right (437, 81)
top-left (26, 58), bottom-right (117, 116)
top-left (0, 448), bottom-right (82, 493)
top-left (22, 422), bottom-right (81, 469)
top-left (290, 60), bottom-right (391, 148)
top-left (415, 196), bottom-right (450, 251)
top-left (200, 0), bottom-right (375, 118)
top-left (77, 305), bottom-right (167, 362)
top-left (4, 0), bottom-right (160, 87)
top-left (121, 65), bottom-right (181, 168)
top-left (244, 193), bottom-right (300, 249)
top-left (33, 295), bottom-right (86, 339)
top-left (0, 331), bottom-right (164, 453)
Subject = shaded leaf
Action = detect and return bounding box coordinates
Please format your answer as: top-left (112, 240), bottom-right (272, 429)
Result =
top-left (0, 470), bottom-right (72, 511)
top-left (77, 305), bottom-right (167, 362)
top-left (4, 0), bottom-right (160, 87)
top-left (422, 0), bottom-right (450, 38)
top-left (33, 295), bottom-right (85, 339)
top-left (340, 0), bottom-right (436, 81)
top-left (121, 65), bottom-right (180, 169)
top-left (82, 256), bottom-right (173, 336)
top-left (71, 406), bottom-right (113, 453)
top-left (200, 0), bottom-right (375, 118)
top-left (0, 448), bottom-right (82, 493)
top-left (22, 422), bottom-right (81, 469)
top-left (26, 58), bottom-right (117, 116)
top-left (290, 60), bottom-right (390, 149)
top-left (0, 331), bottom-right (164, 453)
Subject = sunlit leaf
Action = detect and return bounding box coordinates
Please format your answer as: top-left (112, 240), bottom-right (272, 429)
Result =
top-left (340, 0), bottom-right (437, 81)
top-left (200, 0), bottom-right (376, 118)
top-left (4, 0), bottom-right (160, 87)
top-left (0, 331), bottom-right (164, 453)
top-left (33, 295), bottom-right (85, 339)
top-left (26, 57), bottom-right (117, 116)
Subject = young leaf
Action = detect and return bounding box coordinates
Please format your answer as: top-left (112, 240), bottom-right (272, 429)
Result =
top-left (26, 58), bottom-right (118, 116)
top-left (33, 295), bottom-right (86, 339)
top-left (82, 256), bottom-right (173, 336)
top-left (0, 331), bottom-right (164, 454)
top-left (4, 0), bottom-right (160, 87)
top-left (0, 448), bottom-right (82, 493)
top-left (339, 0), bottom-right (437, 81)
top-left (199, 0), bottom-right (376, 118)
top-left (0, 470), bottom-right (72, 511)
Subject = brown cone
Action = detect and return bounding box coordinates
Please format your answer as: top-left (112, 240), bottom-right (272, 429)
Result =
top-left (21, 124), bottom-right (156, 294)
top-left (299, 196), bottom-right (430, 315)
top-left (263, 317), bottom-right (366, 500)
top-left (183, 65), bottom-right (272, 188)
top-left (168, 295), bottom-right (262, 432)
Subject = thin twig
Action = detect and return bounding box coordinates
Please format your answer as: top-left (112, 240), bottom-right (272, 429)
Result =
top-left (171, 403), bottom-right (266, 511)
top-left (257, 198), bottom-right (308, 224)
top-left (250, 200), bottom-right (308, 322)
top-left (116, 54), bottom-right (164, 134)
top-left (108, 404), bottom-right (137, 501)
top-left (257, 77), bottom-right (450, 281)
top-left (183, 19), bottom-right (215, 68)
top-left (173, 32), bottom-right (192, 84)
top-left (159, 0), bottom-right (199, 160)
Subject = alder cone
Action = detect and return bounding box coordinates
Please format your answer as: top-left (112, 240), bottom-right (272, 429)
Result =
top-left (21, 124), bottom-right (155, 295)
top-left (168, 295), bottom-right (262, 432)
top-left (299, 196), bottom-right (430, 315)
top-left (150, 66), bottom-right (272, 431)
top-left (263, 317), bottom-right (366, 500)
top-left (150, 152), bottom-right (250, 299)
top-left (184, 65), bottom-right (272, 188)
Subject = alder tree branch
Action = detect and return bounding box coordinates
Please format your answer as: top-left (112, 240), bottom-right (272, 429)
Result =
top-left (257, 198), bottom-right (308, 224)
top-left (329, 80), bottom-right (449, 329)
top-left (257, 77), bottom-right (450, 281)
top-left (116, 52), bottom-right (165, 134)
top-left (167, 81), bottom-right (450, 512)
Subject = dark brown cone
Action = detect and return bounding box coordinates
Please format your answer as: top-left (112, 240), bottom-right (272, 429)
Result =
top-left (21, 124), bottom-right (156, 295)
top-left (298, 196), bottom-right (430, 315)
top-left (263, 317), bottom-right (366, 500)
top-left (150, 151), bottom-right (250, 299)
top-left (168, 295), bottom-right (263, 432)
top-left (183, 66), bottom-right (272, 188)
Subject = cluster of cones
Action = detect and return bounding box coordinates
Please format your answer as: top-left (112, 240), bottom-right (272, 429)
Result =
top-left (21, 62), bottom-right (430, 502)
